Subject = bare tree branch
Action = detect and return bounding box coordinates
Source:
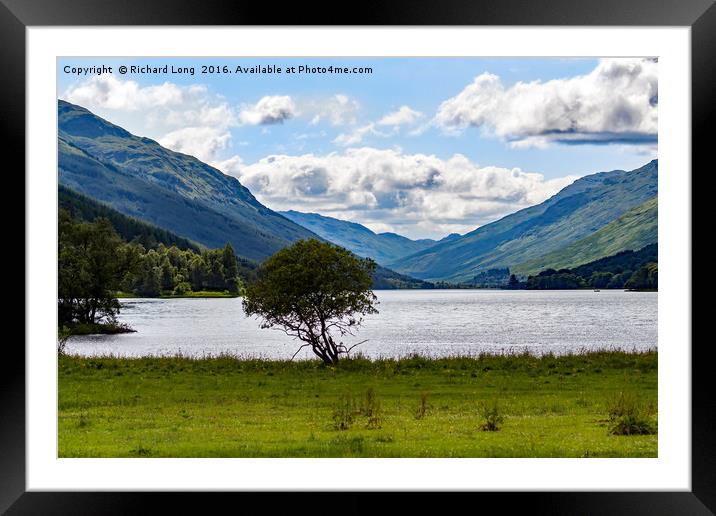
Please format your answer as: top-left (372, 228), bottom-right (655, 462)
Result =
top-left (290, 343), bottom-right (312, 361)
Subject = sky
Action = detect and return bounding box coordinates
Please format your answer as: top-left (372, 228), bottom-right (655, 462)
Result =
top-left (58, 57), bottom-right (658, 240)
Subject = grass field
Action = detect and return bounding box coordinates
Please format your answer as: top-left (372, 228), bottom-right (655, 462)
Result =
top-left (116, 291), bottom-right (238, 299)
top-left (58, 350), bottom-right (657, 458)
top-left (159, 290), bottom-right (239, 298)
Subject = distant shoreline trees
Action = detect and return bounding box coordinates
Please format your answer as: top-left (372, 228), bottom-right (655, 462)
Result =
top-left (522, 245), bottom-right (658, 291)
top-left (125, 241), bottom-right (245, 297)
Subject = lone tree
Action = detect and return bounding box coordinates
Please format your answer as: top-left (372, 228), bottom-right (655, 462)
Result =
top-left (58, 210), bottom-right (138, 326)
top-left (243, 239), bottom-right (378, 364)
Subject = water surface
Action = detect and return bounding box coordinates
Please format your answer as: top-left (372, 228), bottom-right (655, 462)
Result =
top-left (66, 289), bottom-right (657, 359)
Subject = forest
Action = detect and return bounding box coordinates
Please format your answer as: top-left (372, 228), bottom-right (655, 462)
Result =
top-left (58, 208), bottom-right (248, 329)
top-left (523, 244), bottom-right (658, 290)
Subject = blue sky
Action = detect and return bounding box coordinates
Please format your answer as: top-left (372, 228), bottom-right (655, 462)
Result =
top-left (58, 57), bottom-right (657, 239)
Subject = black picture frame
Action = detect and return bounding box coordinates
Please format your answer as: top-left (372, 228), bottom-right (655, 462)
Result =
top-left (4, 0), bottom-right (711, 513)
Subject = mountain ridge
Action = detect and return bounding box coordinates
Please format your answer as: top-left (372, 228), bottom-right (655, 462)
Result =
top-left (278, 210), bottom-right (443, 265)
top-left (58, 99), bottom-right (317, 261)
top-left (388, 160), bottom-right (657, 282)
top-left (513, 196), bottom-right (658, 277)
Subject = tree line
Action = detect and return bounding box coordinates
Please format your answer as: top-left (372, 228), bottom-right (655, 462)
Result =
top-left (520, 264), bottom-right (657, 290)
top-left (58, 208), bottom-right (247, 327)
top-left (519, 244), bottom-right (658, 290)
top-left (125, 240), bottom-right (245, 297)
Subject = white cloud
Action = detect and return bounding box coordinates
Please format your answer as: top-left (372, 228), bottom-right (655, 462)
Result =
top-left (306, 94), bottom-right (360, 126)
top-left (239, 95), bottom-right (296, 125)
top-left (62, 74), bottom-right (239, 162)
top-left (378, 106), bottom-right (423, 127)
top-left (333, 123), bottom-right (389, 146)
top-left (435, 58), bottom-right (658, 147)
top-left (210, 155), bottom-right (245, 178)
top-left (156, 127), bottom-right (230, 163)
top-left (62, 74), bottom-right (186, 111)
top-left (233, 147), bottom-right (577, 239)
top-left (332, 105), bottom-right (422, 145)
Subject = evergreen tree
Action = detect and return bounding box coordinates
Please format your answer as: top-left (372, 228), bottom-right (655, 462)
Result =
top-left (222, 242), bottom-right (242, 293)
top-left (190, 257), bottom-right (207, 291)
top-left (160, 257), bottom-right (177, 291)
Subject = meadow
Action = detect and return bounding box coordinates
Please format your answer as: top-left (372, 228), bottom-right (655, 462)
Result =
top-left (58, 350), bottom-right (657, 458)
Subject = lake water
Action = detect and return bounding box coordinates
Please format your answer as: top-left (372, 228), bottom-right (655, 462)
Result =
top-left (66, 289), bottom-right (657, 359)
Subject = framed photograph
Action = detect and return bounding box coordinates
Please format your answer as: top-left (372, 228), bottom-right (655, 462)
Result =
top-left (6, 0), bottom-right (711, 512)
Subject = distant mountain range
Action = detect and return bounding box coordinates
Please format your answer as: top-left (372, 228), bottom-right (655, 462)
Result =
top-left (58, 100), bottom-right (316, 261)
top-left (279, 210), bottom-right (459, 266)
top-left (388, 160), bottom-right (657, 282)
top-left (58, 100), bottom-right (657, 284)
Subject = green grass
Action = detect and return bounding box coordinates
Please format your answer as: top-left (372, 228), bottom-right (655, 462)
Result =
top-left (115, 291), bottom-right (239, 299)
top-left (58, 350), bottom-right (657, 458)
top-left (160, 290), bottom-right (239, 298)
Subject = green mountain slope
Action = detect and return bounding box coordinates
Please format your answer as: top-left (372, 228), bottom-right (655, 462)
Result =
top-left (513, 197), bottom-right (658, 277)
top-left (279, 210), bottom-right (440, 265)
top-left (58, 100), bottom-right (317, 261)
top-left (389, 160), bottom-right (657, 282)
top-left (59, 185), bottom-right (203, 252)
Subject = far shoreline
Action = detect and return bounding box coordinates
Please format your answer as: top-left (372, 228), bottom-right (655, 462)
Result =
top-left (113, 287), bottom-right (658, 299)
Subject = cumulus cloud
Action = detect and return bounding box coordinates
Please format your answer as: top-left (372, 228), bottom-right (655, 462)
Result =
top-left (239, 95), bottom-right (296, 125)
top-left (62, 74), bottom-right (239, 162)
top-left (160, 127), bottom-right (232, 163)
top-left (378, 106), bottom-right (423, 127)
top-left (210, 154), bottom-right (245, 178)
top-left (231, 147), bottom-right (577, 239)
top-left (63, 74), bottom-right (188, 111)
top-left (435, 58), bottom-right (658, 147)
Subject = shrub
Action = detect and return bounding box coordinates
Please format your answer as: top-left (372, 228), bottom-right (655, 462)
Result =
top-left (332, 392), bottom-right (357, 431)
top-left (478, 399), bottom-right (505, 431)
top-left (606, 391), bottom-right (656, 435)
top-left (415, 391), bottom-right (431, 420)
top-left (173, 282), bottom-right (192, 295)
top-left (361, 387), bottom-right (383, 429)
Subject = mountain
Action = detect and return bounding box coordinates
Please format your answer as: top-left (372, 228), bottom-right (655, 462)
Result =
top-left (58, 100), bottom-right (317, 261)
top-left (279, 210), bottom-right (441, 265)
top-left (512, 197), bottom-right (657, 277)
top-left (389, 160), bottom-right (658, 282)
top-left (61, 183), bottom-right (433, 290)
